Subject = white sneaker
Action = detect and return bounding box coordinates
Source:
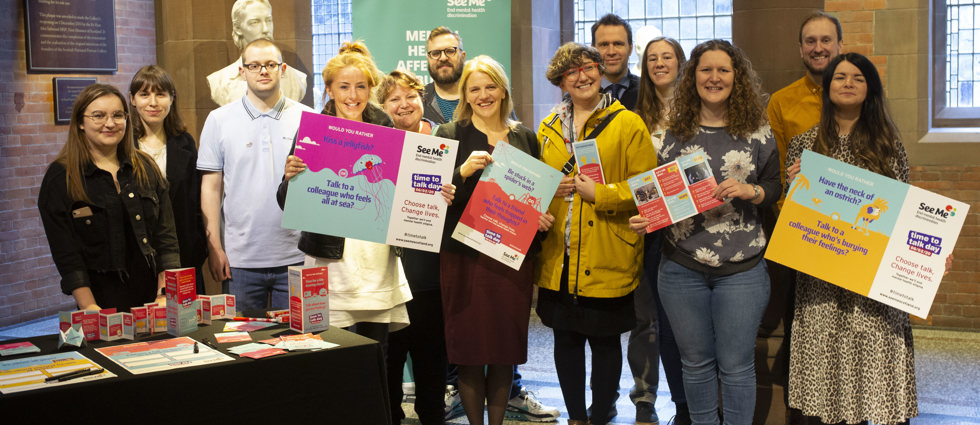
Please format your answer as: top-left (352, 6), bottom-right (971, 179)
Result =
top-left (506, 387), bottom-right (560, 422)
top-left (445, 385), bottom-right (464, 420)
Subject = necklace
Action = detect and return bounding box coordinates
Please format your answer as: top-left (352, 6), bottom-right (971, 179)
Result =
top-left (140, 141), bottom-right (165, 160)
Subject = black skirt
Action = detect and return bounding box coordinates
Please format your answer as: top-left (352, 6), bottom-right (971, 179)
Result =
top-left (535, 255), bottom-right (635, 337)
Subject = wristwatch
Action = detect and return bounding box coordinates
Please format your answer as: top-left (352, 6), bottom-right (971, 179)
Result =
top-left (751, 184), bottom-right (761, 201)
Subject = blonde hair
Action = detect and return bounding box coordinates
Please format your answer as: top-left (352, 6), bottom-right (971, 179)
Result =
top-left (453, 55), bottom-right (518, 129)
top-left (321, 40), bottom-right (382, 107)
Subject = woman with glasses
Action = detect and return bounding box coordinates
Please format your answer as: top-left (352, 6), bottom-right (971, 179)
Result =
top-left (39, 83), bottom-right (180, 311)
top-left (277, 41), bottom-right (412, 344)
top-left (434, 55), bottom-right (537, 425)
top-left (629, 40), bottom-right (779, 425)
top-left (129, 65), bottom-right (208, 294)
top-left (535, 42), bottom-right (658, 425)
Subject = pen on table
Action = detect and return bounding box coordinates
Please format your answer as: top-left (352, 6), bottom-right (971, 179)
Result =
top-left (59, 368), bottom-right (104, 382)
top-left (202, 337), bottom-right (218, 349)
top-left (193, 342), bottom-right (199, 354)
top-left (45, 367), bottom-right (90, 382)
top-left (231, 316), bottom-right (281, 323)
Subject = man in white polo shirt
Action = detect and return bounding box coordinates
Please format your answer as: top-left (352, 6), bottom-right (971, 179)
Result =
top-left (198, 39), bottom-right (313, 310)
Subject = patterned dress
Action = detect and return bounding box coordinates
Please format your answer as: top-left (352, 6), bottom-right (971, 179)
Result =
top-left (785, 127), bottom-right (916, 424)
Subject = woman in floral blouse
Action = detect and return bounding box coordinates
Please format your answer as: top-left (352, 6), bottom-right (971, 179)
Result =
top-left (629, 39), bottom-right (780, 425)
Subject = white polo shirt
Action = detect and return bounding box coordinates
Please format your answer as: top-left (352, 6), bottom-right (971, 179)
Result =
top-left (198, 95), bottom-right (312, 268)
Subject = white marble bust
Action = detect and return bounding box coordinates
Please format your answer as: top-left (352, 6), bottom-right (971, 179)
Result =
top-left (206, 0), bottom-right (308, 106)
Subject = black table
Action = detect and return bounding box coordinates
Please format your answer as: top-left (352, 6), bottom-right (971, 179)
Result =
top-left (0, 319), bottom-right (391, 424)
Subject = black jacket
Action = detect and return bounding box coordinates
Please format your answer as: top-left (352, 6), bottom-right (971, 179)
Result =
top-left (38, 152), bottom-right (181, 295)
top-left (276, 101), bottom-right (395, 258)
top-left (422, 82), bottom-right (450, 125)
top-left (150, 131), bottom-right (208, 268)
top-left (603, 72), bottom-right (640, 111)
top-left (434, 120), bottom-right (540, 255)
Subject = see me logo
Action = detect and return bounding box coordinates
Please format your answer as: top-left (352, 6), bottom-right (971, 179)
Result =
top-left (918, 202), bottom-right (956, 220)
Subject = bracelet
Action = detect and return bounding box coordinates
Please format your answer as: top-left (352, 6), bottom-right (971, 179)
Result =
top-left (750, 184), bottom-right (761, 201)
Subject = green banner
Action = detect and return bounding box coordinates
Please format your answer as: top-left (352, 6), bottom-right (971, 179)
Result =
top-left (352, 0), bottom-right (511, 85)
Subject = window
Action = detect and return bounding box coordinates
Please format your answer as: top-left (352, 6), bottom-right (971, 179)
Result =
top-left (933, 0), bottom-right (980, 128)
top-left (573, 0), bottom-right (733, 72)
top-left (312, 0), bottom-right (353, 111)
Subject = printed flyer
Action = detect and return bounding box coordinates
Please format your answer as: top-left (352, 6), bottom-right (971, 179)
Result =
top-left (451, 142), bottom-right (563, 270)
top-left (0, 351), bottom-right (114, 394)
top-left (95, 336), bottom-right (233, 375)
top-left (765, 150), bottom-right (969, 318)
top-left (282, 112), bottom-right (458, 253)
top-left (571, 139), bottom-right (605, 184)
top-left (628, 149), bottom-right (723, 232)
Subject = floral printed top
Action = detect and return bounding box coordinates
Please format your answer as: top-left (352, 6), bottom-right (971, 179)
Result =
top-left (659, 125), bottom-right (781, 274)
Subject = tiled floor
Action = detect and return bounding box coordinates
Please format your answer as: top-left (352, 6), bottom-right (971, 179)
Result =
top-left (3, 314), bottom-right (978, 424)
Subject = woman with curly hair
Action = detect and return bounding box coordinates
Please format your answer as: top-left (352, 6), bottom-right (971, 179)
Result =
top-left (784, 53), bottom-right (916, 425)
top-left (537, 42), bottom-right (657, 425)
top-left (277, 41), bottom-right (412, 343)
top-left (629, 39), bottom-right (780, 425)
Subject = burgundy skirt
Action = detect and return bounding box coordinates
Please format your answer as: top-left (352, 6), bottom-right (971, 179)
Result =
top-left (440, 250), bottom-right (534, 365)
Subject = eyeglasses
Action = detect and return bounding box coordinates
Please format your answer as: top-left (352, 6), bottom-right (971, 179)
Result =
top-left (83, 112), bottom-right (127, 125)
top-left (243, 62), bottom-right (282, 73)
top-left (427, 47), bottom-right (460, 59)
top-left (563, 62), bottom-right (600, 80)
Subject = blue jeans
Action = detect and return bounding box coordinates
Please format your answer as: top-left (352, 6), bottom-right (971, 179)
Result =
top-left (658, 258), bottom-right (770, 425)
top-left (228, 265), bottom-right (296, 311)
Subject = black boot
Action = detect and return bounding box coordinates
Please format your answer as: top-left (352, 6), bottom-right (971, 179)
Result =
top-left (672, 402), bottom-right (691, 425)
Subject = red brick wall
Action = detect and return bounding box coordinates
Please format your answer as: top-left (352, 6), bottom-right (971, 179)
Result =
top-left (828, 1), bottom-right (979, 330)
top-left (0, 0), bottom-right (157, 327)
top-left (910, 167), bottom-right (980, 329)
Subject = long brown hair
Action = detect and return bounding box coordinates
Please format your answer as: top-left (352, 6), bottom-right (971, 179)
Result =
top-left (668, 39), bottom-right (766, 141)
top-left (635, 37), bottom-right (686, 133)
top-left (815, 53), bottom-right (900, 178)
top-left (57, 84), bottom-right (156, 202)
top-left (129, 65), bottom-right (187, 140)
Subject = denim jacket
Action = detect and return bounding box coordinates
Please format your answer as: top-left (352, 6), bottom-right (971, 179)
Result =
top-left (38, 154), bottom-right (181, 295)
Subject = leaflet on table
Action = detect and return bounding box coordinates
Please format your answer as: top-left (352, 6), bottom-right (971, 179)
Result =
top-left (0, 341), bottom-right (40, 356)
top-left (0, 351), bottom-right (114, 394)
top-left (451, 142), bottom-right (563, 271)
top-left (282, 112), bottom-right (459, 253)
top-left (628, 149), bottom-right (723, 232)
top-left (765, 150), bottom-right (969, 318)
top-left (94, 336), bottom-right (234, 375)
top-left (571, 139), bottom-right (604, 184)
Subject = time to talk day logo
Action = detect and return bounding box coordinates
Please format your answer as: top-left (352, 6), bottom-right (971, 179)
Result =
top-left (906, 202), bottom-right (958, 258)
